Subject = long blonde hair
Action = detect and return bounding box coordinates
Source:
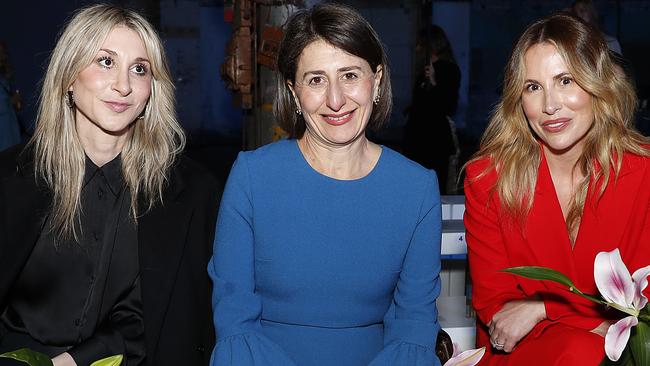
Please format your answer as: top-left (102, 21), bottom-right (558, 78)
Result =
top-left (468, 13), bottom-right (648, 238)
top-left (28, 4), bottom-right (185, 240)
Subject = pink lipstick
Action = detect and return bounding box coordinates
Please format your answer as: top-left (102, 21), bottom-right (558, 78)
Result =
top-left (322, 110), bottom-right (355, 126)
top-left (541, 118), bottom-right (570, 133)
top-left (104, 101), bottom-right (131, 113)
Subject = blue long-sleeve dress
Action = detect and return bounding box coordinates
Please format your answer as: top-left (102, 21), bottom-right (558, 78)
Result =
top-left (208, 139), bottom-right (442, 366)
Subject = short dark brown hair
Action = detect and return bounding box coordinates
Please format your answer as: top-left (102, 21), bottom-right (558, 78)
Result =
top-left (274, 2), bottom-right (392, 138)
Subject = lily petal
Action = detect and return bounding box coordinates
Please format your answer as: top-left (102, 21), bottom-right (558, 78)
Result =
top-left (631, 265), bottom-right (650, 310)
top-left (605, 316), bottom-right (638, 361)
top-left (443, 347), bottom-right (486, 366)
top-left (595, 249), bottom-right (635, 308)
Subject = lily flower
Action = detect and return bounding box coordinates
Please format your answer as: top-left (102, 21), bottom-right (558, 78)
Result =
top-left (594, 249), bottom-right (650, 361)
top-left (442, 346), bottom-right (485, 366)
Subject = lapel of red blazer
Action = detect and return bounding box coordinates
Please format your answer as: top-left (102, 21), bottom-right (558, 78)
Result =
top-left (137, 160), bottom-right (190, 359)
top-left (521, 150), bottom-right (647, 292)
top-left (522, 150), bottom-right (577, 279)
top-left (574, 153), bottom-right (647, 278)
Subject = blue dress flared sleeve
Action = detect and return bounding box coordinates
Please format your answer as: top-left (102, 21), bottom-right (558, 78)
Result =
top-left (208, 153), bottom-right (296, 366)
top-left (368, 170), bottom-right (442, 366)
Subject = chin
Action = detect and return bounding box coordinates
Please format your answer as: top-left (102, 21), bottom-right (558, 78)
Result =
top-left (98, 120), bottom-right (136, 136)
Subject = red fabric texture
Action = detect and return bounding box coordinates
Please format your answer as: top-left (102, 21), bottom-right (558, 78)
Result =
top-left (464, 149), bottom-right (650, 365)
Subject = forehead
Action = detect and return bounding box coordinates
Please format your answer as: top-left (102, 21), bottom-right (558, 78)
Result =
top-left (296, 39), bottom-right (371, 72)
top-left (100, 26), bottom-right (147, 55)
top-left (523, 42), bottom-right (568, 77)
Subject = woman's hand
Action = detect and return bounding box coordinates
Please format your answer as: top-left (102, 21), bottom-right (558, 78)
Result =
top-left (488, 298), bottom-right (547, 353)
top-left (590, 320), bottom-right (614, 337)
top-left (52, 352), bottom-right (77, 366)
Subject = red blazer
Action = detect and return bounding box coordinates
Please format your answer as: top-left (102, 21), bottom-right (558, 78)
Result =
top-left (464, 148), bottom-right (650, 351)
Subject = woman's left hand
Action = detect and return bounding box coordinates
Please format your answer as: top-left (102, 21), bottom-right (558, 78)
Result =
top-left (488, 298), bottom-right (546, 353)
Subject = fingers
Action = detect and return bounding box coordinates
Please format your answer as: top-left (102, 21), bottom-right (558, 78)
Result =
top-left (489, 320), bottom-right (516, 353)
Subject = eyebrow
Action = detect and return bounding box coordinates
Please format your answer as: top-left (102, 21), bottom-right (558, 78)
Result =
top-left (300, 65), bottom-right (364, 80)
top-left (99, 48), bottom-right (150, 63)
top-left (524, 72), bottom-right (572, 85)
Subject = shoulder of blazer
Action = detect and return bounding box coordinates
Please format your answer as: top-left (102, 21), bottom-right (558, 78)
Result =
top-left (155, 155), bottom-right (221, 205)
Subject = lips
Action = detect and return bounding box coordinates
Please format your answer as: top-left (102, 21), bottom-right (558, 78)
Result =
top-left (322, 109), bottom-right (355, 126)
top-left (541, 118), bottom-right (570, 133)
top-left (103, 101), bottom-right (131, 113)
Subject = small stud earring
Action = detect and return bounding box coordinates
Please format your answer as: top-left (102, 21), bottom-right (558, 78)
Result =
top-left (373, 94), bottom-right (380, 105)
top-left (296, 108), bottom-right (302, 115)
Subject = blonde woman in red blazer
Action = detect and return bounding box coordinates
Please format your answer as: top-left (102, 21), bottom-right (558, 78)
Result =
top-left (464, 13), bottom-right (650, 365)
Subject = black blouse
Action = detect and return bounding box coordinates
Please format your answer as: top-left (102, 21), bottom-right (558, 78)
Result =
top-left (0, 155), bottom-right (145, 365)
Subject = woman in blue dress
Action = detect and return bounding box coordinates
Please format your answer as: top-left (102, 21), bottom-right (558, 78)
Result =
top-left (209, 3), bottom-right (442, 365)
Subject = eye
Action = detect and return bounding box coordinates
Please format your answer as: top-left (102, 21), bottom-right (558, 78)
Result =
top-left (560, 76), bottom-right (573, 86)
top-left (131, 63), bottom-right (148, 75)
top-left (308, 76), bottom-right (325, 86)
top-left (98, 56), bottom-right (114, 68)
top-left (342, 72), bottom-right (358, 80)
top-left (525, 83), bottom-right (540, 92)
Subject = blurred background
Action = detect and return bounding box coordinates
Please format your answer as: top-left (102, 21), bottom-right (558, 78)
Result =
top-left (1, 0), bottom-right (649, 186)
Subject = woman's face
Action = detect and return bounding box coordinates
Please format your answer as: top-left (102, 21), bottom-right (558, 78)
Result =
top-left (290, 39), bottom-right (382, 146)
top-left (71, 26), bottom-right (152, 141)
top-left (521, 42), bottom-right (594, 157)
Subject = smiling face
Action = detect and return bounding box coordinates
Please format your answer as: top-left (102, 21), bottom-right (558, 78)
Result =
top-left (289, 39), bottom-right (382, 146)
top-left (71, 26), bottom-right (152, 144)
top-left (521, 42), bottom-right (594, 158)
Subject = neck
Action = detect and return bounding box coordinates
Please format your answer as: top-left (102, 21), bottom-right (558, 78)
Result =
top-left (543, 143), bottom-right (583, 175)
top-left (297, 133), bottom-right (380, 180)
top-left (76, 120), bottom-right (131, 167)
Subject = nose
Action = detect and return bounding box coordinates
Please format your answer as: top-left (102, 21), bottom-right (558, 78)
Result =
top-left (543, 88), bottom-right (561, 115)
top-left (112, 69), bottom-right (132, 96)
top-left (326, 80), bottom-right (345, 111)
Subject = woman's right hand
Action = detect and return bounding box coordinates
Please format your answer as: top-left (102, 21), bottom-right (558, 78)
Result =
top-left (488, 298), bottom-right (547, 353)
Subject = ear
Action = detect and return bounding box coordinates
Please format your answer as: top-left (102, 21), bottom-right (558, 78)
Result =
top-left (287, 80), bottom-right (301, 110)
top-left (373, 65), bottom-right (384, 98)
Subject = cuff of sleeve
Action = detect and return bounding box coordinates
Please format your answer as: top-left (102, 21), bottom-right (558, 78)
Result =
top-left (67, 335), bottom-right (119, 366)
top-left (383, 318), bottom-right (439, 349)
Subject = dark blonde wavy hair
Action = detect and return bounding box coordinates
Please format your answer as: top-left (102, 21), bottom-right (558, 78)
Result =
top-left (468, 13), bottom-right (648, 239)
top-left (29, 4), bottom-right (185, 240)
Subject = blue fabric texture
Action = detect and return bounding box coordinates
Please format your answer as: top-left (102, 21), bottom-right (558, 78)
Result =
top-left (209, 139), bottom-right (442, 366)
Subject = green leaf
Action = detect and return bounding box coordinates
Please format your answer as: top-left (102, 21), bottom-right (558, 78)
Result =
top-left (503, 266), bottom-right (606, 305)
top-left (502, 266), bottom-right (578, 289)
top-left (90, 355), bottom-right (123, 366)
top-left (0, 348), bottom-right (53, 366)
top-left (630, 321), bottom-right (650, 366)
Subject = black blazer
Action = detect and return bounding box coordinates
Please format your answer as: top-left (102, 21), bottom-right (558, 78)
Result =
top-left (0, 145), bottom-right (220, 366)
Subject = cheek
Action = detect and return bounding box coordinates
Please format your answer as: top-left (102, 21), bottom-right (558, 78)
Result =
top-left (132, 78), bottom-right (152, 103)
top-left (521, 95), bottom-right (539, 122)
top-left (297, 89), bottom-right (325, 112)
top-left (348, 79), bottom-right (374, 103)
top-left (73, 69), bottom-right (104, 94)
top-left (564, 89), bottom-right (592, 113)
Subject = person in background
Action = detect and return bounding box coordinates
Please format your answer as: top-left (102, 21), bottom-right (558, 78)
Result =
top-left (404, 25), bottom-right (461, 194)
top-left (0, 42), bottom-right (21, 151)
top-left (209, 3), bottom-right (442, 366)
top-left (464, 13), bottom-right (650, 365)
top-left (0, 5), bottom-right (219, 366)
top-left (570, 0), bottom-right (622, 55)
